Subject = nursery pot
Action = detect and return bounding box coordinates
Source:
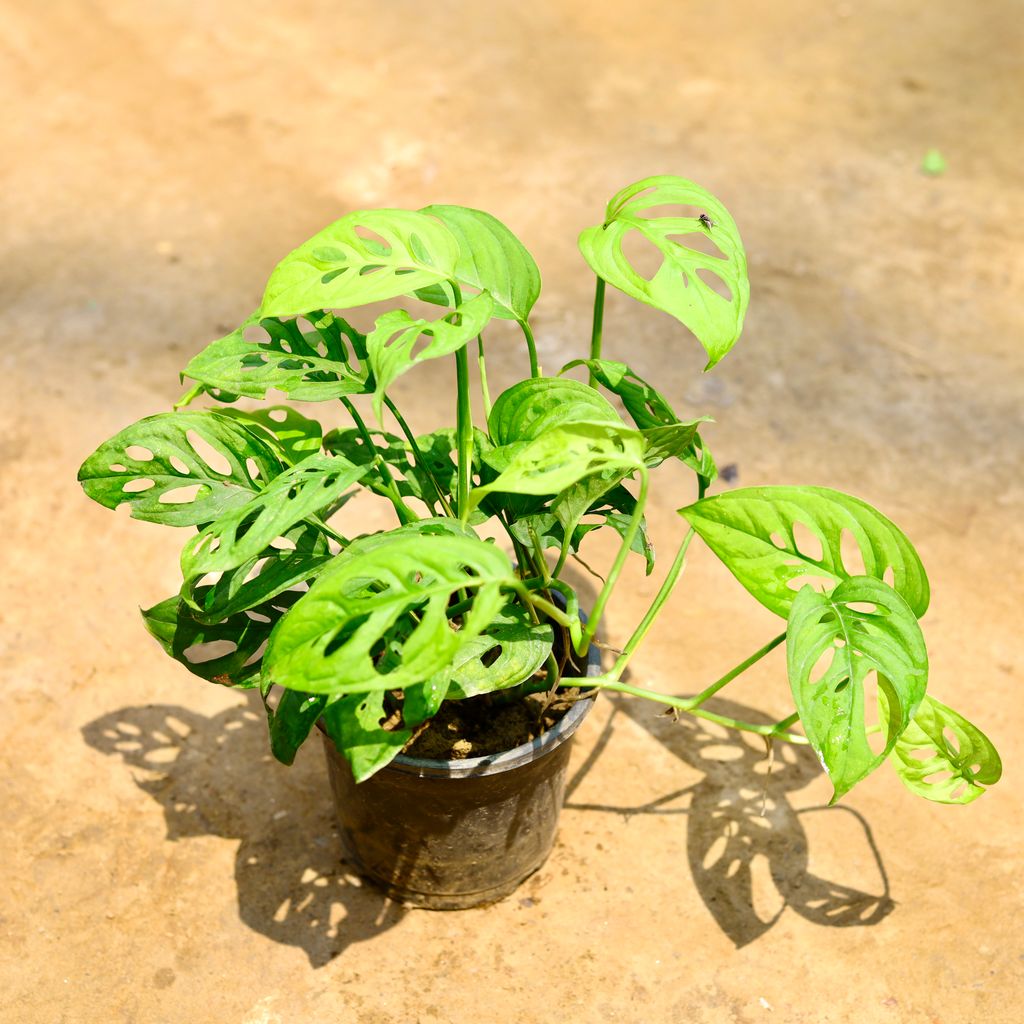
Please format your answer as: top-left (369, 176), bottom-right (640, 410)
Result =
top-left (319, 641), bottom-right (602, 909)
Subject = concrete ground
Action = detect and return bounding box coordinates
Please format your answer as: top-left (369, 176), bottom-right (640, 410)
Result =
top-left (3, 1), bottom-right (1022, 1021)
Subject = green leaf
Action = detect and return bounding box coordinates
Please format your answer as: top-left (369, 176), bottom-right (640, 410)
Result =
top-left (266, 689), bottom-right (327, 766)
top-left (141, 591), bottom-right (300, 688)
top-left (469, 422), bottom-right (646, 515)
top-left (221, 406), bottom-right (323, 465)
top-left (184, 521), bottom-right (334, 622)
top-left (786, 577), bottom-right (928, 802)
top-left (679, 486), bottom-right (930, 619)
top-left (368, 291), bottom-right (494, 419)
top-left (260, 209), bottom-right (460, 317)
top-left (321, 691), bottom-right (410, 783)
top-left (563, 358), bottom-right (715, 479)
top-left (447, 602), bottom-right (554, 698)
top-left (180, 454), bottom-right (364, 597)
top-left (886, 695), bottom-right (1001, 804)
top-left (488, 376), bottom-right (623, 447)
top-left (263, 532), bottom-right (516, 695)
top-left (183, 311), bottom-right (369, 402)
top-left (578, 176), bottom-right (749, 368)
top-left (78, 411), bottom-right (285, 527)
top-left (420, 204), bottom-right (541, 321)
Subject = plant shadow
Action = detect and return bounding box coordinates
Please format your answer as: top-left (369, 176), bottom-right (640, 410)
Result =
top-left (81, 695), bottom-right (405, 967)
top-left (566, 693), bottom-right (895, 948)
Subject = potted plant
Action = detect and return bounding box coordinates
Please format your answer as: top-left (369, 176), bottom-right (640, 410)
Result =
top-left (78, 175), bottom-right (1002, 908)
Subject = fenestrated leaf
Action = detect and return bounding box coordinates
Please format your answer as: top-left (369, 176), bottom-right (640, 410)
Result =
top-left (886, 695), bottom-right (1001, 804)
top-left (260, 209), bottom-right (460, 317)
top-left (563, 358), bottom-right (715, 479)
top-left (263, 532), bottom-right (517, 695)
top-left (786, 577), bottom-right (928, 802)
top-left (265, 688), bottom-right (327, 766)
top-left (78, 411), bottom-right (285, 527)
top-left (446, 602), bottom-right (554, 698)
top-left (221, 406), bottom-right (323, 465)
top-left (469, 422), bottom-right (646, 516)
top-left (679, 486), bottom-right (930, 619)
top-left (488, 377), bottom-right (623, 447)
top-left (368, 291), bottom-right (494, 419)
top-left (420, 204), bottom-right (541, 321)
top-left (183, 310), bottom-right (369, 402)
top-left (579, 176), bottom-right (749, 368)
top-left (142, 590), bottom-right (301, 688)
top-left (184, 521), bottom-right (334, 622)
top-left (180, 454), bottom-right (365, 597)
top-left (322, 691), bottom-right (411, 783)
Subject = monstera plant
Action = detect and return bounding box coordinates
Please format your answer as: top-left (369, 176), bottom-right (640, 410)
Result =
top-left (78, 175), bottom-right (1001, 805)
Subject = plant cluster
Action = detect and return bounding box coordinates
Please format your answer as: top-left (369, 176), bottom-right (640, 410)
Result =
top-left (78, 176), bottom-right (1001, 803)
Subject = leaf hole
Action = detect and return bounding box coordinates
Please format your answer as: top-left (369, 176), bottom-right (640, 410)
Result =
top-left (245, 458), bottom-right (261, 483)
top-left (169, 455), bottom-right (191, 475)
top-left (909, 748), bottom-right (937, 762)
top-left (664, 231), bottom-right (727, 260)
top-left (123, 478), bottom-right (155, 493)
top-left (840, 528), bottom-right (869, 578)
top-left (159, 484), bottom-right (202, 505)
top-left (242, 640), bottom-right (269, 668)
top-left (862, 671), bottom-right (885, 755)
top-left (186, 430), bottom-right (232, 476)
top-left (324, 613), bottom-right (372, 657)
top-left (621, 230), bottom-right (666, 282)
top-left (883, 565), bottom-right (896, 588)
top-left (109, 463), bottom-right (127, 473)
top-left (183, 639), bottom-right (238, 664)
top-left (636, 203), bottom-right (707, 221)
top-left (695, 267), bottom-right (733, 302)
top-left (791, 521), bottom-right (825, 564)
top-left (243, 557), bottom-right (272, 583)
top-left (269, 535), bottom-right (297, 551)
top-left (949, 783), bottom-right (969, 800)
top-left (125, 445), bottom-right (154, 462)
top-left (353, 225), bottom-right (393, 256)
top-left (246, 609), bottom-right (272, 623)
top-left (845, 602), bottom-right (879, 616)
top-left (268, 408), bottom-right (288, 423)
top-left (943, 728), bottom-right (960, 754)
top-left (243, 323), bottom-right (266, 343)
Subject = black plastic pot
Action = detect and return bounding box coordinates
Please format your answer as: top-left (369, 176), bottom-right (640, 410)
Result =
top-left (320, 641), bottom-right (602, 909)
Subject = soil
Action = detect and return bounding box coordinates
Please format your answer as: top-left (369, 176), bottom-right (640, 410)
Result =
top-left (3, 2), bottom-right (1023, 1022)
top-left (404, 690), bottom-right (586, 760)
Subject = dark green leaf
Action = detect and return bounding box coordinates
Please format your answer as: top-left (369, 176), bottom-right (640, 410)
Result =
top-left (579, 176), bottom-right (750, 368)
top-left (260, 209), bottom-right (460, 317)
top-left (886, 695), bottom-right (1001, 804)
top-left (679, 486), bottom-right (930, 619)
top-left (183, 311), bottom-right (368, 402)
top-left (421, 204), bottom-right (542, 321)
top-left (263, 531), bottom-right (516, 695)
top-left (78, 411), bottom-right (285, 527)
top-left (266, 689), bottom-right (327, 766)
top-left (786, 577), bottom-right (928, 802)
top-left (321, 691), bottom-right (410, 783)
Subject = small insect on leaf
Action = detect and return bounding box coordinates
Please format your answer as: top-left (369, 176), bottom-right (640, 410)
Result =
top-left (698, 213), bottom-right (715, 230)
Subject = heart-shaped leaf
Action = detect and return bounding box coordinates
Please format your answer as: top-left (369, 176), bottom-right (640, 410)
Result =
top-left (886, 695), bottom-right (1001, 804)
top-left (578, 176), bottom-right (749, 368)
top-left (420, 204), bottom-right (542, 321)
top-left (488, 376), bottom-right (623, 446)
top-left (263, 531), bottom-right (516, 695)
top-left (321, 691), bottom-right (411, 783)
top-left (446, 602), bottom-right (554, 698)
top-left (786, 577), bottom-right (928, 801)
top-left (368, 291), bottom-right (494, 419)
top-left (142, 590), bottom-right (301, 688)
top-left (260, 209), bottom-right (460, 317)
top-left (563, 358), bottom-right (715, 480)
top-left (679, 486), bottom-right (930, 619)
top-left (78, 411), bottom-right (285, 527)
top-left (180, 454), bottom-right (364, 597)
top-left (183, 311), bottom-right (369, 402)
top-left (469, 422), bottom-right (646, 515)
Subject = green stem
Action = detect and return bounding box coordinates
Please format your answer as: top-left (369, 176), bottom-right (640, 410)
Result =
top-left (683, 632), bottom-right (787, 709)
top-left (519, 319), bottom-right (540, 378)
top-left (382, 394), bottom-right (452, 517)
top-left (587, 277), bottom-right (606, 387)
top-left (577, 467), bottom-right (648, 655)
top-left (609, 528), bottom-right (696, 680)
top-left (449, 283), bottom-right (473, 520)
top-left (476, 334), bottom-right (492, 420)
top-left (340, 397), bottom-right (417, 526)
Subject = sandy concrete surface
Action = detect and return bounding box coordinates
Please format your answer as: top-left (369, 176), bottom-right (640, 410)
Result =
top-left (3, 1), bottom-right (1022, 1021)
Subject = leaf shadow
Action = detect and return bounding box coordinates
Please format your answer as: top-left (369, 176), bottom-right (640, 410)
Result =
top-left (566, 693), bottom-right (895, 947)
top-left (81, 695), bottom-right (405, 968)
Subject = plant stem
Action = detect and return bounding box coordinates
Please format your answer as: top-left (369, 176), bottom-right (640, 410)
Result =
top-left (477, 334), bottom-right (492, 420)
top-left (340, 397), bottom-right (417, 526)
top-left (587, 277), bottom-right (606, 386)
top-left (519, 319), bottom-right (540, 378)
top-left (577, 467), bottom-right (648, 655)
top-left (451, 283), bottom-right (473, 520)
top-left (382, 395), bottom-right (453, 517)
top-left (609, 528), bottom-right (696, 680)
top-left (683, 632), bottom-right (787, 709)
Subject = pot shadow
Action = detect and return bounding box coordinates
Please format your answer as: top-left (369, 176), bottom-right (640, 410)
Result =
top-left (81, 695), bottom-right (405, 967)
top-left (565, 694), bottom-right (895, 948)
